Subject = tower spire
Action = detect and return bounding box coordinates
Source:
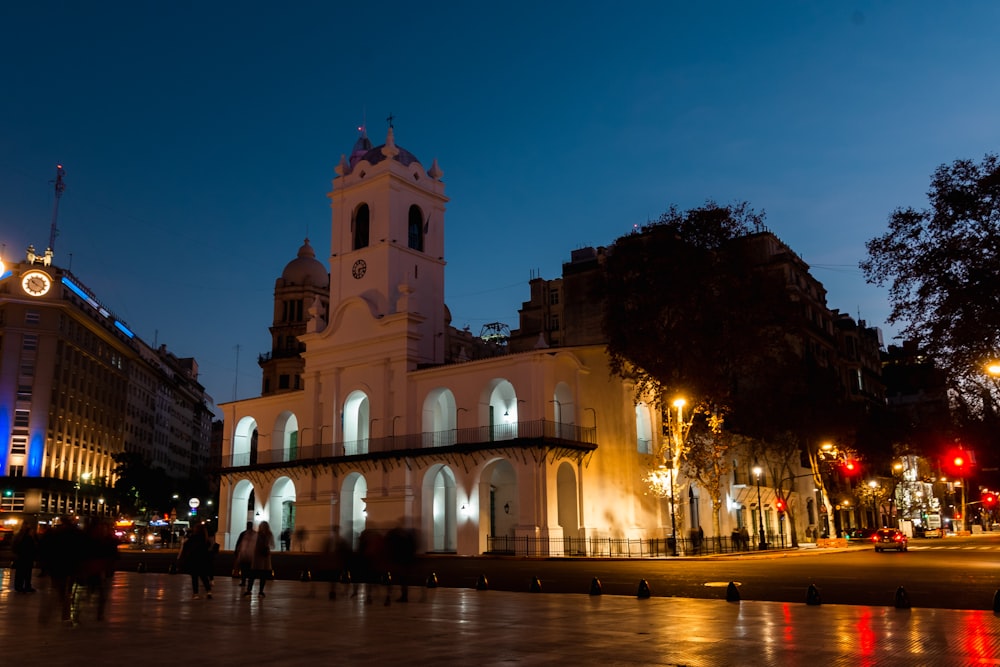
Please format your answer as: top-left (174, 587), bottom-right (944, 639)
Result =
top-left (49, 164), bottom-right (66, 253)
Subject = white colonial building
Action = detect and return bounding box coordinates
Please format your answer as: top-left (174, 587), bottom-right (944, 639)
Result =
top-left (216, 127), bottom-right (813, 555)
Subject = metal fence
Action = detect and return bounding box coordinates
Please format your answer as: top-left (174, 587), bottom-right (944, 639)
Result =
top-left (485, 533), bottom-right (791, 557)
top-left (227, 419), bottom-right (596, 468)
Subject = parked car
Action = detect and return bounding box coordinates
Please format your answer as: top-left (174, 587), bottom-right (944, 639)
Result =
top-left (873, 528), bottom-right (909, 552)
top-left (847, 527), bottom-right (878, 540)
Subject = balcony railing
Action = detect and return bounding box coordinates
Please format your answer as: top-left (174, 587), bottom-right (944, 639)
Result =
top-left (226, 419), bottom-right (596, 469)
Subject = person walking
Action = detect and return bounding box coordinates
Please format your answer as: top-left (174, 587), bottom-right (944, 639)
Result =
top-left (244, 521), bottom-right (274, 598)
top-left (12, 520), bottom-right (40, 593)
top-left (37, 516), bottom-right (86, 625)
top-left (234, 523), bottom-right (254, 586)
top-left (179, 522), bottom-right (214, 599)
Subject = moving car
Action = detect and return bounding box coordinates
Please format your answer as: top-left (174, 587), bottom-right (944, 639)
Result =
top-left (872, 528), bottom-right (908, 552)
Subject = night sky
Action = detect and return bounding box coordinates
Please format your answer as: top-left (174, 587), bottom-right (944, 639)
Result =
top-left (3, 2), bottom-right (998, 416)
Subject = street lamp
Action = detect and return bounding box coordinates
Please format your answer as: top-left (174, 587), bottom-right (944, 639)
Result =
top-left (753, 463), bottom-right (766, 550)
top-left (868, 479), bottom-right (878, 527)
top-left (666, 398), bottom-right (691, 556)
top-left (75, 471), bottom-right (92, 516)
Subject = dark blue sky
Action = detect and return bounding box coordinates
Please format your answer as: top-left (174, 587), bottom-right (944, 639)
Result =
top-left (3, 2), bottom-right (999, 415)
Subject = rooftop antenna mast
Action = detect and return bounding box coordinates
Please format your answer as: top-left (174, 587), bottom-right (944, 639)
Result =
top-left (49, 164), bottom-right (66, 253)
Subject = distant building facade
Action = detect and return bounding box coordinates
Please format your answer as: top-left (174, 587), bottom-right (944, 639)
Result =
top-left (0, 248), bottom-right (213, 526)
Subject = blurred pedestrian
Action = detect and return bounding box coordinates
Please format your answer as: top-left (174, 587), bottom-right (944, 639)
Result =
top-left (321, 525), bottom-right (353, 600)
top-left (234, 523), bottom-right (254, 586)
top-left (179, 522), bottom-right (214, 599)
top-left (79, 518), bottom-right (119, 620)
top-left (12, 520), bottom-right (40, 593)
top-left (355, 527), bottom-right (387, 604)
top-left (244, 521), bottom-right (274, 598)
top-left (385, 523), bottom-right (418, 603)
top-left (37, 516), bottom-right (86, 625)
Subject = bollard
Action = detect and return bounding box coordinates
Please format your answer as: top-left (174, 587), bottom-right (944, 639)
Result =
top-left (381, 571), bottom-right (392, 586)
top-left (232, 567), bottom-right (241, 579)
top-left (168, 561), bottom-right (178, 575)
top-left (340, 570), bottom-right (352, 585)
top-left (300, 570), bottom-right (312, 582)
top-left (475, 574), bottom-right (489, 591)
top-left (426, 572), bottom-right (439, 588)
top-left (806, 583), bottom-right (822, 606)
top-left (137, 562), bottom-right (147, 573)
top-left (589, 577), bottom-right (603, 596)
top-left (726, 581), bottom-right (741, 603)
top-left (636, 579), bottom-right (651, 599)
top-left (530, 576), bottom-right (542, 593)
top-left (894, 586), bottom-right (910, 609)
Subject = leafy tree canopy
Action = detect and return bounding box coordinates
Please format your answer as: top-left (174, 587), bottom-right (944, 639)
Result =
top-left (604, 201), bottom-right (844, 442)
top-left (861, 153), bottom-right (1000, 399)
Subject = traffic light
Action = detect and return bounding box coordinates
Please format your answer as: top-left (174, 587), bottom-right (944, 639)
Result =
top-left (2, 489), bottom-right (12, 498)
top-left (984, 493), bottom-right (996, 508)
top-left (843, 460), bottom-right (859, 475)
top-left (775, 498), bottom-right (786, 514)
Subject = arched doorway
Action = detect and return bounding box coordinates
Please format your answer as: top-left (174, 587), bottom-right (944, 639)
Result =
top-left (481, 458), bottom-right (516, 552)
top-left (485, 379), bottom-right (517, 441)
top-left (552, 382), bottom-right (574, 439)
top-left (274, 412), bottom-right (299, 462)
top-left (341, 473), bottom-right (368, 549)
top-left (423, 388), bottom-right (457, 447)
top-left (227, 479), bottom-right (255, 549)
top-left (424, 464), bottom-right (457, 552)
top-left (557, 462), bottom-right (580, 553)
top-left (343, 391), bottom-right (370, 455)
top-left (233, 417), bottom-right (258, 466)
top-left (270, 476), bottom-right (297, 551)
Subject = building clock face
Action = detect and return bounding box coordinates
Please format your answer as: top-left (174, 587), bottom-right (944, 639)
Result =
top-left (352, 259), bottom-right (367, 279)
top-left (21, 270), bottom-right (52, 297)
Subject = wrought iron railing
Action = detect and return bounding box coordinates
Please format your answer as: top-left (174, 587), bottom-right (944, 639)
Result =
top-left (227, 419), bottom-right (596, 468)
top-left (485, 533), bottom-right (789, 557)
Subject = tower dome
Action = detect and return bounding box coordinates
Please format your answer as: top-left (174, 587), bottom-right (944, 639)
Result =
top-left (281, 238), bottom-right (328, 286)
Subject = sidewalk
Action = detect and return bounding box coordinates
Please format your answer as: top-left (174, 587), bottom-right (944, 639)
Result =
top-left (2, 570), bottom-right (999, 666)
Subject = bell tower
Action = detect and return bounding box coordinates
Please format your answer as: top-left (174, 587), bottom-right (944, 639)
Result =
top-left (326, 125), bottom-right (448, 365)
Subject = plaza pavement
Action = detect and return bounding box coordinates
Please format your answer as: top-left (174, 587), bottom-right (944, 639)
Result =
top-left (2, 567), bottom-right (1000, 666)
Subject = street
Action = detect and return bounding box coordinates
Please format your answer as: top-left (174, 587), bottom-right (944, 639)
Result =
top-left (109, 532), bottom-right (1000, 611)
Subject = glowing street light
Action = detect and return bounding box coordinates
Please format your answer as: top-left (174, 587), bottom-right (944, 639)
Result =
top-left (753, 463), bottom-right (767, 550)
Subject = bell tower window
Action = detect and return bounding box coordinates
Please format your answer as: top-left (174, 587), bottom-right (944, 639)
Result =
top-left (353, 204), bottom-right (370, 250)
top-left (408, 204), bottom-right (424, 252)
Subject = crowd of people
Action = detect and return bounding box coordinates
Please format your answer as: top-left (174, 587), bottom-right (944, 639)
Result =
top-left (6, 516), bottom-right (423, 622)
top-left (10, 516), bottom-right (120, 624)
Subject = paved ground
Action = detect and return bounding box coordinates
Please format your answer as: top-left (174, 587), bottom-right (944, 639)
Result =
top-left (2, 568), bottom-right (1000, 666)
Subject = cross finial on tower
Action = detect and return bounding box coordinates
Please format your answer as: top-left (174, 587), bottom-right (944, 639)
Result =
top-left (386, 112), bottom-right (394, 129)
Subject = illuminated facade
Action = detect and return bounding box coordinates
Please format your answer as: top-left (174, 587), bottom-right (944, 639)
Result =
top-left (218, 128), bottom-right (692, 555)
top-left (0, 249), bottom-right (213, 526)
top-left (218, 128), bottom-right (881, 554)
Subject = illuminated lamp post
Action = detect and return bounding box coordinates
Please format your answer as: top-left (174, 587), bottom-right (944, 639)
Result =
top-left (753, 463), bottom-right (766, 550)
top-left (666, 398), bottom-right (689, 557)
top-left (75, 471), bottom-right (92, 516)
top-left (867, 480), bottom-right (879, 528)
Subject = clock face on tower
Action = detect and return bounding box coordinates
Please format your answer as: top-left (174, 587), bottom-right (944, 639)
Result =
top-left (21, 270), bottom-right (52, 297)
top-left (352, 259), bottom-right (367, 279)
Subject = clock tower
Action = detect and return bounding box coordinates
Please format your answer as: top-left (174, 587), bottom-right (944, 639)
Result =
top-left (324, 125), bottom-right (448, 366)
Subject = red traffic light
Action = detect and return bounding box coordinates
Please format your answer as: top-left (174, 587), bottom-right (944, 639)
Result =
top-left (843, 460), bottom-right (859, 475)
top-left (984, 494), bottom-right (996, 507)
top-left (775, 498), bottom-right (786, 512)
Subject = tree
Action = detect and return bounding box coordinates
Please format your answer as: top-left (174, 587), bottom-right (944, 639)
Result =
top-left (604, 201), bottom-right (798, 424)
top-left (682, 410), bottom-right (747, 547)
top-left (861, 153), bottom-right (1000, 408)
